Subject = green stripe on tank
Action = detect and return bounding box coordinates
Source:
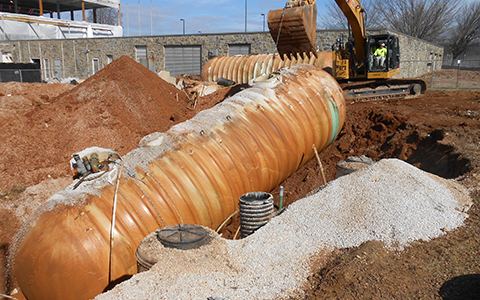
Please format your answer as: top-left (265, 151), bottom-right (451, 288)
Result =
top-left (324, 92), bottom-right (340, 145)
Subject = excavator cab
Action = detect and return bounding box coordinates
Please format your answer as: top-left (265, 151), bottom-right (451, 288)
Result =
top-left (366, 34), bottom-right (400, 78)
top-left (267, 0), bottom-right (318, 59)
top-left (333, 33), bottom-right (401, 80)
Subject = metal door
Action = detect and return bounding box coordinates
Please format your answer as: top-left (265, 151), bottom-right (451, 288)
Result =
top-left (164, 45), bottom-right (201, 76)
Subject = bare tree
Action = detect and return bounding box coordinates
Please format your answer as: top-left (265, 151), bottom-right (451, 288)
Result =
top-left (319, 0), bottom-right (381, 29)
top-left (86, 7), bottom-right (121, 25)
top-left (377, 0), bottom-right (459, 43)
top-left (447, 1), bottom-right (480, 61)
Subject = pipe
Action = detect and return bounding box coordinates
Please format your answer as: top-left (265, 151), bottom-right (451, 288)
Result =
top-left (13, 65), bottom-right (345, 300)
top-left (279, 186), bottom-right (284, 210)
top-left (201, 51), bottom-right (332, 85)
top-left (239, 192), bottom-right (274, 238)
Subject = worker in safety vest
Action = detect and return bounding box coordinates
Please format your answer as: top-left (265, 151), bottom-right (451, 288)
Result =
top-left (374, 43), bottom-right (387, 68)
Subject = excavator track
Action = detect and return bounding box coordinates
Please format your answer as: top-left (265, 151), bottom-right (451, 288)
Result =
top-left (340, 79), bottom-right (427, 102)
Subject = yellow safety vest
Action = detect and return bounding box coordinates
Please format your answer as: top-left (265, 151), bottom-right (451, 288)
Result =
top-left (374, 47), bottom-right (387, 57)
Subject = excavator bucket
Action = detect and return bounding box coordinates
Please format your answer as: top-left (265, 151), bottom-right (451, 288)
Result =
top-left (268, 2), bottom-right (317, 60)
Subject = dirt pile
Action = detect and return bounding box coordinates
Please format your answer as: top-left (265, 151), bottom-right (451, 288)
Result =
top-left (1, 56), bottom-right (182, 191)
top-left (0, 82), bottom-right (73, 117)
top-left (0, 55), bottom-right (233, 192)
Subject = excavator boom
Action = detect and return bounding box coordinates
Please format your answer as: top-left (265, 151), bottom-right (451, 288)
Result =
top-left (267, 1), bottom-right (318, 59)
top-left (333, 0), bottom-right (366, 62)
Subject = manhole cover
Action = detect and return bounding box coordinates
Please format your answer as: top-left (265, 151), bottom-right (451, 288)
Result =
top-left (156, 224), bottom-right (208, 250)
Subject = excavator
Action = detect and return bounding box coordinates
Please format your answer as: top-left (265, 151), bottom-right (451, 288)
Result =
top-left (267, 0), bottom-right (426, 101)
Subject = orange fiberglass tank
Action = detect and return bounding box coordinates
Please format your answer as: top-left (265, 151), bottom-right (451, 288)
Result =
top-left (201, 51), bottom-right (332, 84)
top-left (13, 65), bottom-right (346, 300)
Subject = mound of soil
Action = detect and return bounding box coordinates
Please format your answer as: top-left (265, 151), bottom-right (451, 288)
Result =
top-left (0, 56), bottom-right (228, 192)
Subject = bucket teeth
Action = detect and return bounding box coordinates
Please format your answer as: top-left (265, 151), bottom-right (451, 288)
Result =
top-left (268, 3), bottom-right (317, 60)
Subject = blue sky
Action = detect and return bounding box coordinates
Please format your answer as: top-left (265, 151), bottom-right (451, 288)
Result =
top-left (119, 0), bottom-right (331, 36)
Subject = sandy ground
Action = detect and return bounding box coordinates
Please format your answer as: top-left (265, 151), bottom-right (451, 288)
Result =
top-left (1, 60), bottom-right (479, 299)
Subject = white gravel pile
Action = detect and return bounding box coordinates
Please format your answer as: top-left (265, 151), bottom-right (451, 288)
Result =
top-left (96, 158), bottom-right (471, 300)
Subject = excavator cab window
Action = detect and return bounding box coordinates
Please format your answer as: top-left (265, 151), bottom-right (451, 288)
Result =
top-left (367, 34), bottom-right (400, 73)
top-left (388, 35), bottom-right (400, 70)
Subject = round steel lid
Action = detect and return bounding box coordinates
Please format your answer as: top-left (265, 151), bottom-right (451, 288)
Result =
top-left (156, 224), bottom-right (208, 250)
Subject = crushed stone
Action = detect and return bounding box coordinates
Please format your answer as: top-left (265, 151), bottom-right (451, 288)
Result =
top-left (96, 158), bottom-right (471, 300)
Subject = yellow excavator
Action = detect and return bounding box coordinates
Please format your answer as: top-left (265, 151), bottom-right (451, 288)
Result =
top-left (268, 0), bottom-right (426, 101)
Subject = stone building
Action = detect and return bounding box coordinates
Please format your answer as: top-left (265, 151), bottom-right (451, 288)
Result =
top-left (0, 29), bottom-right (443, 81)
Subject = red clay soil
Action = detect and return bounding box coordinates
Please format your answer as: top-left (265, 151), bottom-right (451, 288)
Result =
top-left (1, 63), bottom-right (480, 298)
top-left (0, 56), bottom-right (237, 295)
top-left (1, 55), bottom-right (205, 191)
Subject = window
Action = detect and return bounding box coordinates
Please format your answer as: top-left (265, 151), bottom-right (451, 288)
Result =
top-left (43, 58), bottom-right (50, 79)
top-left (107, 55), bottom-right (113, 64)
top-left (229, 44), bottom-right (251, 56)
top-left (92, 58), bottom-right (99, 74)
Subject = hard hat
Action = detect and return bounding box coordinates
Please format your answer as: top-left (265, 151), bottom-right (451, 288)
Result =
top-left (381, 43), bottom-right (385, 46)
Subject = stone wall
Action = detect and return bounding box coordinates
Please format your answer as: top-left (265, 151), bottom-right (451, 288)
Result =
top-left (0, 29), bottom-right (443, 80)
top-left (396, 32), bottom-right (444, 78)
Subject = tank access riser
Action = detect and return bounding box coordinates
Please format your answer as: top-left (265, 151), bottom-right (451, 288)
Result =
top-left (340, 79), bottom-right (427, 102)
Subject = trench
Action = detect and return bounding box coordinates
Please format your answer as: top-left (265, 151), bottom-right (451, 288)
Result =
top-left (336, 110), bottom-right (473, 180)
top-left (405, 129), bottom-right (471, 179)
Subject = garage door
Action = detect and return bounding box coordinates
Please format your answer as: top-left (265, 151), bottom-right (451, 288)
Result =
top-left (165, 46), bottom-right (201, 76)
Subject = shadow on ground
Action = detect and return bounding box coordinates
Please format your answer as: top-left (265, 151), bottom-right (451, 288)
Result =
top-left (439, 274), bottom-right (480, 300)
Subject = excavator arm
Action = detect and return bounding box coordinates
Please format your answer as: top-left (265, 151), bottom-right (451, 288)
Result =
top-left (333, 0), bottom-right (366, 62)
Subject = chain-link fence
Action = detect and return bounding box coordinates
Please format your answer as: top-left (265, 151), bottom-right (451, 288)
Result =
top-left (0, 68), bottom-right (41, 82)
top-left (3, 60), bottom-right (480, 89)
top-left (0, 68), bottom-right (95, 83)
top-left (401, 59), bottom-right (480, 90)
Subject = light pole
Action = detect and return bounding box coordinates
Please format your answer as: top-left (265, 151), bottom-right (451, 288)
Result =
top-left (138, 0), bottom-right (140, 36)
top-left (180, 18), bottom-right (185, 35)
top-left (245, 0), bottom-right (247, 32)
top-left (126, 3), bottom-right (129, 36)
top-left (261, 13), bottom-right (265, 32)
